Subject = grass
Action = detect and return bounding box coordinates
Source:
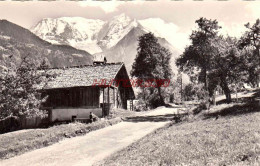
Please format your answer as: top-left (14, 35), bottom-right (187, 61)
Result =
top-left (0, 117), bottom-right (122, 160)
top-left (108, 108), bottom-right (137, 119)
top-left (96, 90), bottom-right (260, 166)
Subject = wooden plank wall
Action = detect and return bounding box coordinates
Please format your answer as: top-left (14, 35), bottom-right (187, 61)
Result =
top-left (43, 87), bottom-right (100, 108)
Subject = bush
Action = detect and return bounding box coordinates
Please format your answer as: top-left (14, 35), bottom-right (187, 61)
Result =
top-left (192, 103), bottom-right (208, 115)
top-left (0, 116), bottom-right (20, 133)
top-left (134, 99), bottom-right (148, 112)
top-left (183, 83), bottom-right (209, 101)
top-left (0, 57), bottom-right (51, 119)
top-left (0, 114), bottom-right (49, 134)
top-left (135, 86), bottom-right (170, 110)
top-left (148, 94), bottom-right (164, 108)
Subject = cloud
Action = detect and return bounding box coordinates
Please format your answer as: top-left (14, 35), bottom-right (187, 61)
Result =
top-left (139, 18), bottom-right (189, 52)
top-left (246, 2), bottom-right (260, 19)
top-left (77, 0), bottom-right (145, 14)
top-left (78, 0), bottom-right (124, 13)
top-left (219, 21), bottom-right (247, 38)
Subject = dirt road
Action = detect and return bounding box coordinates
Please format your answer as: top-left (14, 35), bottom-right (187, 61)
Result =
top-left (0, 107), bottom-right (178, 166)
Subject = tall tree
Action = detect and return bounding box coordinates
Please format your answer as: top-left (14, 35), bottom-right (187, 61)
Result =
top-left (209, 36), bottom-right (245, 102)
top-left (239, 19), bottom-right (260, 87)
top-left (176, 18), bottom-right (221, 101)
top-left (177, 18), bottom-right (246, 103)
top-left (0, 56), bottom-right (50, 119)
top-left (131, 32), bottom-right (172, 107)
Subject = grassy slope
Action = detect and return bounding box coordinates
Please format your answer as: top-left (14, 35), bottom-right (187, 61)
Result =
top-left (0, 118), bottom-right (123, 160)
top-left (0, 109), bottom-right (137, 160)
top-left (97, 90), bottom-right (260, 166)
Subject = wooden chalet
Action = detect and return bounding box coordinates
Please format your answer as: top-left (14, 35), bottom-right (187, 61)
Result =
top-left (40, 61), bottom-right (135, 122)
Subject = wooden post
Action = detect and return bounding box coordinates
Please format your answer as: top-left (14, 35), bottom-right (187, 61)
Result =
top-left (113, 88), bottom-right (116, 108)
top-left (130, 99), bottom-right (133, 111)
top-left (180, 72), bottom-right (183, 103)
top-left (98, 87), bottom-right (100, 108)
top-left (107, 86), bottom-right (110, 115)
top-left (102, 87), bottom-right (104, 117)
top-left (117, 87), bottom-right (120, 108)
top-left (113, 87), bottom-right (115, 106)
top-left (115, 88), bottom-right (118, 108)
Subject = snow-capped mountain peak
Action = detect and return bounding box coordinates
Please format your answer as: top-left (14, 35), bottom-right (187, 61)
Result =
top-left (111, 13), bottom-right (131, 23)
top-left (96, 13), bottom-right (139, 49)
top-left (31, 14), bottom-right (182, 54)
top-left (31, 17), bottom-right (105, 54)
top-left (30, 14), bottom-right (183, 75)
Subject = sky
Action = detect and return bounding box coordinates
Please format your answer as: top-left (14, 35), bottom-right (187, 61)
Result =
top-left (0, 0), bottom-right (259, 52)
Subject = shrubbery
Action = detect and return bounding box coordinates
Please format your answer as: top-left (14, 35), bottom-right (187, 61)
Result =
top-left (183, 83), bottom-right (209, 101)
top-left (134, 86), bottom-right (172, 111)
top-left (134, 98), bottom-right (148, 112)
top-left (0, 56), bottom-right (50, 120)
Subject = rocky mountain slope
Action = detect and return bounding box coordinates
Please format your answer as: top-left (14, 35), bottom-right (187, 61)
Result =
top-left (0, 19), bottom-right (92, 70)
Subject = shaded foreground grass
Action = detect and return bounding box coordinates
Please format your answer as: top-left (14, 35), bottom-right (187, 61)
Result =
top-left (97, 113), bottom-right (260, 165)
top-left (0, 117), bottom-right (122, 160)
top-left (97, 91), bottom-right (260, 166)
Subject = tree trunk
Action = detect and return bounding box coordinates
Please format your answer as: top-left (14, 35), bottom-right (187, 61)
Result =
top-left (142, 87), bottom-right (148, 109)
top-left (235, 85), bottom-right (238, 102)
top-left (203, 68), bottom-right (208, 91)
top-left (212, 90), bottom-right (216, 106)
top-left (224, 90), bottom-right (231, 103)
top-left (257, 75), bottom-right (260, 88)
top-left (220, 79), bottom-right (231, 103)
top-left (257, 46), bottom-right (260, 88)
top-left (157, 86), bottom-right (165, 106)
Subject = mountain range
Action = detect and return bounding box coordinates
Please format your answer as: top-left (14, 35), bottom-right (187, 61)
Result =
top-left (31, 14), bottom-right (180, 72)
top-left (0, 19), bottom-right (93, 71)
top-left (0, 14), bottom-right (181, 75)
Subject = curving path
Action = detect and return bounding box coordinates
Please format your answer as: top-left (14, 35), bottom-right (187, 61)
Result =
top-left (0, 107), bottom-right (179, 166)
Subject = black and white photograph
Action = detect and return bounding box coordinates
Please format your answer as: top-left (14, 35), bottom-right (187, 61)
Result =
top-left (0, 0), bottom-right (260, 165)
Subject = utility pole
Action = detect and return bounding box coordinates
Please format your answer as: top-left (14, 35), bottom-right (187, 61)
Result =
top-left (180, 72), bottom-right (183, 103)
top-left (177, 71), bottom-right (183, 104)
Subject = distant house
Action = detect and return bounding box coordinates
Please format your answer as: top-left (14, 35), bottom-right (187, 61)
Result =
top-left (40, 60), bottom-right (135, 122)
top-left (93, 54), bottom-right (107, 65)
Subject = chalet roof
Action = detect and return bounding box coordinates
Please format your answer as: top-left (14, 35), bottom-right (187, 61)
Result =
top-left (40, 63), bottom-right (125, 89)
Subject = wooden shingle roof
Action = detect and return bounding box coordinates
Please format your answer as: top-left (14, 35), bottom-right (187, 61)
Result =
top-left (41, 63), bottom-right (124, 89)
